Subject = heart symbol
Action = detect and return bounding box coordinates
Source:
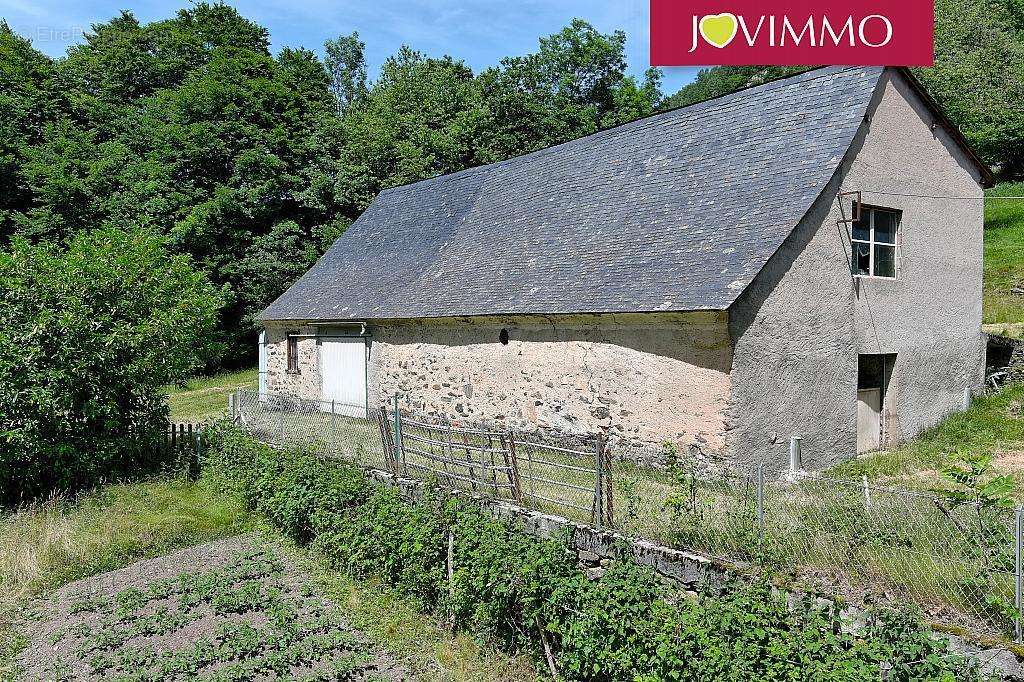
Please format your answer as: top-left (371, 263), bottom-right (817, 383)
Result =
top-left (699, 13), bottom-right (739, 48)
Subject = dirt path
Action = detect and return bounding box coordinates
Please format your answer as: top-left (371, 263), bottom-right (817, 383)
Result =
top-left (15, 536), bottom-right (408, 681)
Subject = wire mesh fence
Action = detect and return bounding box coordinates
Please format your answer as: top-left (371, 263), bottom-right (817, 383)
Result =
top-left (231, 389), bottom-right (1023, 641)
top-left (233, 390), bottom-right (388, 470)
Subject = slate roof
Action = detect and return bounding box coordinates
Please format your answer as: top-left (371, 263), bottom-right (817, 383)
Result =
top-left (263, 66), bottom-right (886, 322)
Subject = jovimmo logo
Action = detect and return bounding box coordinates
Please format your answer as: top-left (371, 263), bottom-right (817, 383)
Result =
top-left (650, 0), bottom-right (934, 66)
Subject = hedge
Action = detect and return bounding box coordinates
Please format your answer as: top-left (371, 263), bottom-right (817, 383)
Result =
top-left (205, 426), bottom-right (979, 681)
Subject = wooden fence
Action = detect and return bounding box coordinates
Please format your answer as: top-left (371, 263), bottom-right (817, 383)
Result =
top-left (158, 422), bottom-right (207, 476)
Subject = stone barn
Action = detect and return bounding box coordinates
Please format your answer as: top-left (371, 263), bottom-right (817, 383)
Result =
top-left (260, 66), bottom-right (991, 471)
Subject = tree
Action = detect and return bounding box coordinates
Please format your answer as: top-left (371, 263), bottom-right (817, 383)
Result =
top-left (0, 227), bottom-right (223, 504)
top-left (0, 22), bottom-right (65, 239)
top-left (339, 46), bottom-right (482, 193)
top-left (474, 19), bottom-right (662, 162)
top-left (916, 0), bottom-right (1024, 178)
top-left (324, 32), bottom-right (367, 114)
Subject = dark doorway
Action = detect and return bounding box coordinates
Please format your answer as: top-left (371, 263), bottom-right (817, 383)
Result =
top-left (857, 354), bottom-right (895, 453)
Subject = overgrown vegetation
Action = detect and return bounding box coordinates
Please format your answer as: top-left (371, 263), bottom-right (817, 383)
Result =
top-left (205, 426), bottom-right (982, 680)
top-left (0, 227), bottom-right (222, 504)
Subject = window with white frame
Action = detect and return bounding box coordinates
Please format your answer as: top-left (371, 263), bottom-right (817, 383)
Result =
top-left (852, 205), bottom-right (900, 279)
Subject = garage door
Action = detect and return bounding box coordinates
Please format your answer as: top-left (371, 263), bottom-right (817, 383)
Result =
top-left (320, 337), bottom-right (367, 418)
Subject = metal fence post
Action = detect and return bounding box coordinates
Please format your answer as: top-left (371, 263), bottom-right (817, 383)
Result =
top-left (789, 436), bottom-right (802, 474)
top-left (603, 438), bottom-right (614, 528)
top-left (1016, 507), bottom-right (1022, 643)
top-left (594, 435), bottom-right (604, 530)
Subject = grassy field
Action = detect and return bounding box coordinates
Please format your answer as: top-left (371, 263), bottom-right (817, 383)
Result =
top-left (829, 383), bottom-right (1024, 486)
top-left (0, 475), bottom-right (538, 681)
top-left (984, 182), bottom-right (1024, 325)
top-left (164, 369), bottom-right (257, 423)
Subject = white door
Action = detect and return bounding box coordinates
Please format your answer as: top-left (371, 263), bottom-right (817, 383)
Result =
top-left (258, 330), bottom-right (267, 396)
top-left (320, 338), bottom-right (367, 418)
top-left (857, 388), bottom-right (881, 453)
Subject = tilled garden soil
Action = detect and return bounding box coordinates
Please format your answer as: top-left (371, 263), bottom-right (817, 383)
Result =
top-left (16, 535), bottom-right (408, 681)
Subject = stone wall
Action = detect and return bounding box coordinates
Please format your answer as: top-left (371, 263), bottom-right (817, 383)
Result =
top-left (264, 313), bottom-right (733, 455)
top-left (263, 324), bottom-right (322, 401)
top-left (365, 313), bottom-right (732, 454)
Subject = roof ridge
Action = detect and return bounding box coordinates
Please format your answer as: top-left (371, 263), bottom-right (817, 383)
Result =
top-left (378, 66), bottom-right (876, 196)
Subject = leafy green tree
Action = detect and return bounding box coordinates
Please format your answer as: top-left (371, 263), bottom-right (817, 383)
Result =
top-left (324, 31), bottom-right (367, 114)
top-left (474, 19), bottom-right (662, 163)
top-left (916, 0), bottom-right (1024, 178)
top-left (0, 227), bottom-right (223, 504)
top-left (0, 22), bottom-right (65, 239)
top-left (339, 46), bottom-right (482, 193)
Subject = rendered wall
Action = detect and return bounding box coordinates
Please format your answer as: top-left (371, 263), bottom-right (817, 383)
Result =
top-left (728, 70), bottom-right (986, 471)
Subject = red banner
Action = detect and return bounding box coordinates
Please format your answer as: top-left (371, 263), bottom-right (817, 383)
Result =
top-left (650, 0), bottom-right (934, 66)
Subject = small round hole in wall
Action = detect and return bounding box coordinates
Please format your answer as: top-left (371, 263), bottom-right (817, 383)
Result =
top-left (499, 329), bottom-right (510, 346)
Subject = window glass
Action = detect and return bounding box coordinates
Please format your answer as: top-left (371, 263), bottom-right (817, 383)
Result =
top-left (854, 243), bottom-right (871, 276)
top-left (874, 210), bottom-right (898, 244)
top-left (852, 212), bottom-right (871, 241)
top-left (874, 244), bottom-right (896, 278)
top-left (851, 205), bottom-right (900, 278)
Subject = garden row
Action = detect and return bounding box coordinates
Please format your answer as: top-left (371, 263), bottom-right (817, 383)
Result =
top-left (204, 425), bottom-right (983, 681)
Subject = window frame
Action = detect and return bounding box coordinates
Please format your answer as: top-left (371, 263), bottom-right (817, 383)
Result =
top-left (851, 204), bottom-right (901, 280)
top-left (286, 333), bottom-right (299, 374)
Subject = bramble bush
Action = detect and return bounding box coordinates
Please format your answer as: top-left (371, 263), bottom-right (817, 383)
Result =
top-left (0, 227), bottom-right (222, 504)
top-left (205, 427), bottom-right (981, 681)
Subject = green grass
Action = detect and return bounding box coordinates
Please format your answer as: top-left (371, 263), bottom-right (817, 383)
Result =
top-left (828, 383), bottom-right (1024, 485)
top-left (164, 368), bottom-right (257, 422)
top-left (984, 182), bottom-right (1024, 325)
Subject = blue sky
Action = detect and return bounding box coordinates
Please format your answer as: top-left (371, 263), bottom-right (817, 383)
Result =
top-left (1, 0), bottom-right (701, 94)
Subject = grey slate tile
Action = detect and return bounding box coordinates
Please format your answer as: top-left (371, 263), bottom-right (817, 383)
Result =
top-left (262, 66), bottom-right (884, 321)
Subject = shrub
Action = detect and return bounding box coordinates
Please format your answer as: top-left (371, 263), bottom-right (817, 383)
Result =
top-left (0, 227), bottom-right (222, 504)
top-left (204, 429), bottom-right (980, 681)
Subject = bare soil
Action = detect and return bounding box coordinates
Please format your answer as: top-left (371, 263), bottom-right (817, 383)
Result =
top-left (14, 535), bottom-right (408, 681)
